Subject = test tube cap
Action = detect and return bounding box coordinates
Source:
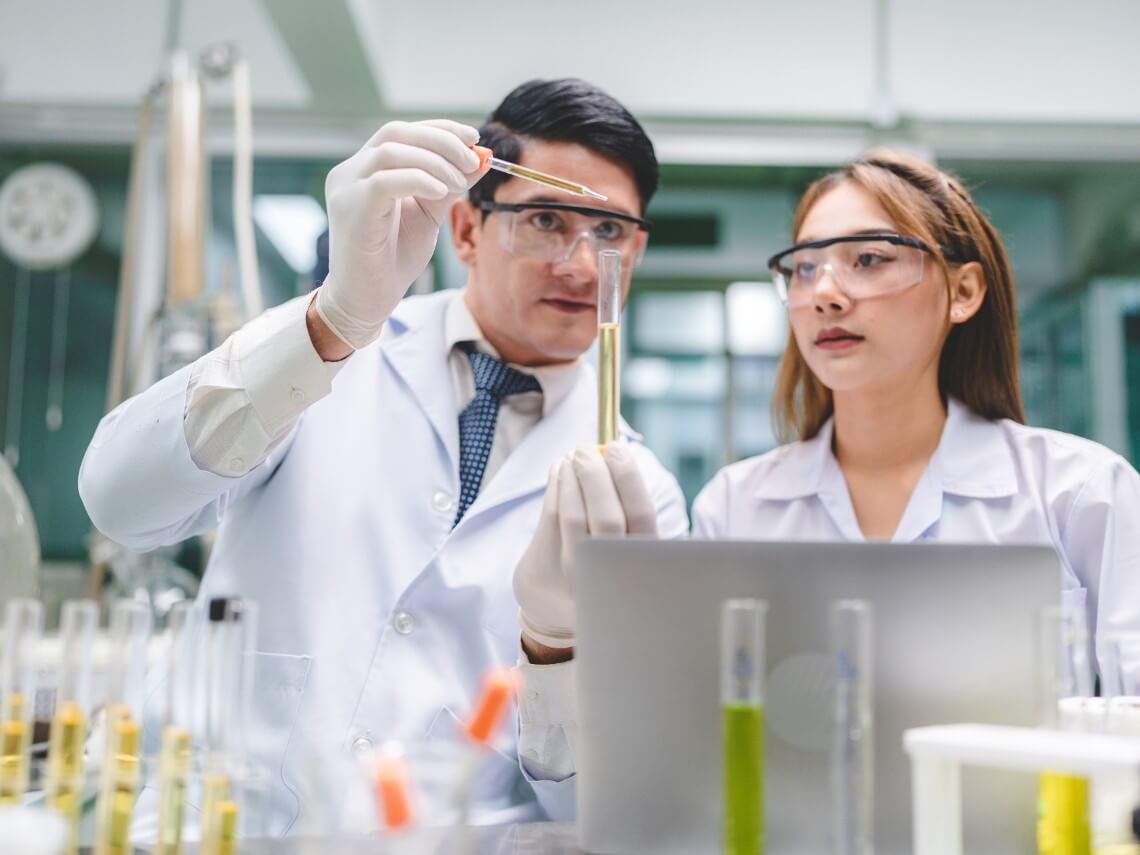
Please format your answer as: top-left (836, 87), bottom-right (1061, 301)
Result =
top-left (465, 668), bottom-right (520, 745)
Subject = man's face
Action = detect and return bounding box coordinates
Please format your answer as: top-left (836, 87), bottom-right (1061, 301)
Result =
top-left (452, 141), bottom-right (647, 367)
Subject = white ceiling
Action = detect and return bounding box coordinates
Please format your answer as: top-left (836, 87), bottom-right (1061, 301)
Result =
top-left (2, 0), bottom-right (1140, 162)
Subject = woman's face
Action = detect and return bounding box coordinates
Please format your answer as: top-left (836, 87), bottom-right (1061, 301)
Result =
top-left (786, 181), bottom-right (952, 398)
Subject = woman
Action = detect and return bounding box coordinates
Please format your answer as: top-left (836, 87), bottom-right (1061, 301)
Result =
top-left (691, 150), bottom-right (1140, 662)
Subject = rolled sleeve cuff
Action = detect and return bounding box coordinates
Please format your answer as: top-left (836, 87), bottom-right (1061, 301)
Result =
top-left (239, 294), bottom-right (337, 436)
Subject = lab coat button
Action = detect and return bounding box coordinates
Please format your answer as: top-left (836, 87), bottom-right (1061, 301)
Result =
top-left (393, 611), bottom-right (416, 635)
top-left (290, 387), bottom-right (306, 404)
top-left (351, 735), bottom-right (373, 755)
top-left (229, 457), bottom-right (244, 473)
top-left (431, 491), bottom-right (455, 514)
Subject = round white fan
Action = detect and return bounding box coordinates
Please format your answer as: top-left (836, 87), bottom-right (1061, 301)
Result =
top-left (0, 164), bottom-right (100, 459)
top-left (0, 163), bottom-right (99, 270)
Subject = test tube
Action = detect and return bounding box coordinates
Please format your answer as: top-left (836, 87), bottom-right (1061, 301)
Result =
top-left (451, 667), bottom-right (519, 825)
top-left (597, 249), bottom-right (622, 450)
top-left (375, 741), bottom-right (414, 833)
top-left (46, 599), bottom-right (99, 855)
top-left (1035, 604), bottom-right (1093, 855)
top-left (200, 597), bottom-right (257, 855)
top-left (0, 598), bottom-right (43, 804)
top-left (94, 599), bottom-right (152, 855)
top-left (721, 599), bottom-right (766, 855)
top-left (155, 602), bottom-right (194, 855)
top-left (830, 600), bottom-right (874, 855)
top-left (1094, 630), bottom-right (1140, 851)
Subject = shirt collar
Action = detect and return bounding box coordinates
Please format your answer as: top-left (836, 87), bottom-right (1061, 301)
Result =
top-left (754, 397), bottom-right (1018, 502)
top-left (444, 289), bottom-right (581, 417)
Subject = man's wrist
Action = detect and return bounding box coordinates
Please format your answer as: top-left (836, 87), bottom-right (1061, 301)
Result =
top-left (305, 292), bottom-right (353, 362)
top-left (521, 633), bottom-right (574, 665)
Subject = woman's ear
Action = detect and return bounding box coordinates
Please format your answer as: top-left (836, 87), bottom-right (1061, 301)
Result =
top-left (948, 261), bottom-right (986, 324)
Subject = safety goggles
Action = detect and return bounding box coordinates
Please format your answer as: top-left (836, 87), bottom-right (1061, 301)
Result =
top-left (478, 201), bottom-right (652, 266)
top-left (767, 233), bottom-right (952, 309)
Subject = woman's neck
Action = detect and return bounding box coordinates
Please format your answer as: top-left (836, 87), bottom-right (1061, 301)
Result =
top-left (831, 381), bottom-right (947, 473)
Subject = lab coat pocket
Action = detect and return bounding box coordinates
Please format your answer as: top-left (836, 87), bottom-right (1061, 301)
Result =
top-left (246, 651), bottom-right (313, 835)
top-left (132, 650), bottom-right (311, 844)
top-left (422, 705), bottom-right (534, 823)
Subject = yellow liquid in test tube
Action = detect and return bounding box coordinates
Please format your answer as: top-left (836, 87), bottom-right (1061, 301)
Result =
top-left (0, 693), bottom-right (30, 804)
top-left (155, 727), bottom-right (191, 855)
top-left (1038, 771), bottom-right (1090, 855)
top-left (597, 322), bottom-right (620, 448)
top-left (46, 701), bottom-right (87, 855)
top-left (94, 717), bottom-right (141, 855)
top-left (201, 773), bottom-right (236, 855)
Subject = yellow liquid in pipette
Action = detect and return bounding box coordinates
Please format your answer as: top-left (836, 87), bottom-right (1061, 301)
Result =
top-left (46, 701), bottom-right (87, 855)
top-left (154, 726), bottom-right (191, 855)
top-left (94, 717), bottom-right (141, 855)
top-left (598, 322), bottom-right (620, 448)
top-left (499, 162), bottom-right (595, 198)
top-left (0, 692), bottom-right (30, 804)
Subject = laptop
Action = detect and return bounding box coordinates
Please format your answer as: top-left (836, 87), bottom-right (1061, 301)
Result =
top-left (575, 539), bottom-right (1061, 855)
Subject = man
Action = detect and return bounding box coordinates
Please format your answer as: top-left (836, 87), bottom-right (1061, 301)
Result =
top-left (79, 78), bottom-right (686, 831)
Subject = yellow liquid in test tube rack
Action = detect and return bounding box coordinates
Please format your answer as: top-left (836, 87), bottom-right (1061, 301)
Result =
top-left (94, 715), bottom-right (142, 855)
top-left (201, 773), bottom-right (237, 855)
top-left (155, 726), bottom-right (192, 855)
top-left (0, 692), bottom-right (30, 805)
top-left (46, 700), bottom-right (87, 855)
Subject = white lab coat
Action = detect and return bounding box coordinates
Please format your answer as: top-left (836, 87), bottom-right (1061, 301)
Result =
top-left (691, 398), bottom-right (1140, 683)
top-left (79, 291), bottom-right (688, 833)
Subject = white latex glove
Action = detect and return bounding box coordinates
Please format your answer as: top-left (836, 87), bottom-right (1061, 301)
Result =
top-left (316, 119), bottom-right (487, 350)
top-left (513, 442), bottom-right (658, 649)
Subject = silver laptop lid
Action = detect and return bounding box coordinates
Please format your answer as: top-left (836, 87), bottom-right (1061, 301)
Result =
top-left (576, 539), bottom-right (1061, 855)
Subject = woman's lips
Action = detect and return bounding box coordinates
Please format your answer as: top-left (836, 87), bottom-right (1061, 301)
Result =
top-left (815, 328), bottom-right (865, 350)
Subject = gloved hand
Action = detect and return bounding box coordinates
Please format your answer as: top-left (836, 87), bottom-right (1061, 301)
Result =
top-left (316, 119), bottom-right (487, 350)
top-left (513, 442), bottom-right (658, 650)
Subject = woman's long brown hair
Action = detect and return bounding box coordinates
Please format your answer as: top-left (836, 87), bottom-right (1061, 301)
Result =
top-left (772, 150), bottom-right (1024, 442)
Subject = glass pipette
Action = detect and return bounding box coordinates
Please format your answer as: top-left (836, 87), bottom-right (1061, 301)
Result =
top-left (472, 146), bottom-right (608, 201)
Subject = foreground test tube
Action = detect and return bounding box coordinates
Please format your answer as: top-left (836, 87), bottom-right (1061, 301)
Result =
top-left (448, 668), bottom-right (519, 827)
top-left (597, 249), bottom-right (622, 450)
top-left (0, 598), bottom-right (43, 804)
top-left (46, 599), bottom-right (99, 855)
top-left (1036, 604), bottom-right (1094, 855)
top-left (200, 597), bottom-right (256, 855)
top-left (155, 602), bottom-right (194, 855)
top-left (721, 599), bottom-right (767, 855)
top-left (831, 600), bottom-right (874, 855)
top-left (94, 599), bottom-right (152, 855)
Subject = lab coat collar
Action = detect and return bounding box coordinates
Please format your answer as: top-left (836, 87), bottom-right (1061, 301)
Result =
top-left (753, 397), bottom-right (1018, 541)
top-left (754, 397), bottom-right (1018, 501)
top-left (384, 291), bottom-right (639, 531)
top-left (382, 291), bottom-right (462, 468)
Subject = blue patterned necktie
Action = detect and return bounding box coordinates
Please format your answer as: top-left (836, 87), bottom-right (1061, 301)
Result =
top-left (453, 346), bottom-right (541, 527)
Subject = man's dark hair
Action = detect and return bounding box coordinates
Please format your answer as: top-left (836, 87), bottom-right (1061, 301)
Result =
top-left (468, 78), bottom-right (658, 213)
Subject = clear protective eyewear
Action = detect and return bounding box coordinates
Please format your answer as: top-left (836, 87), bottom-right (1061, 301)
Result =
top-left (479, 201), bottom-right (652, 267)
top-left (767, 233), bottom-right (951, 309)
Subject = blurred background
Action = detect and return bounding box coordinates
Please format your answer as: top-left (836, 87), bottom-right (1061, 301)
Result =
top-left (2, 0), bottom-right (1140, 604)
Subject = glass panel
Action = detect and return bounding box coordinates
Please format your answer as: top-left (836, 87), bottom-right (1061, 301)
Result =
top-left (726, 282), bottom-right (788, 356)
top-left (632, 292), bottom-right (724, 354)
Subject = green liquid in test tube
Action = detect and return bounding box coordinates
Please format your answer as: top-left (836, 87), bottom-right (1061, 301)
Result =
top-left (722, 598), bottom-right (767, 855)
